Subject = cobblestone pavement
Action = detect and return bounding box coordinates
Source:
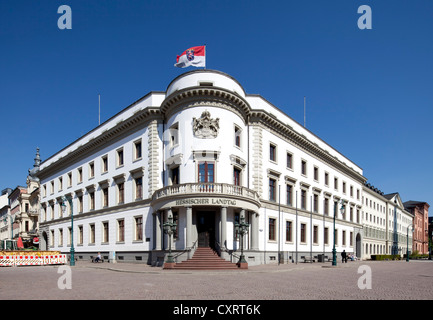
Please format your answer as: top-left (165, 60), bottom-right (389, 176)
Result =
top-left (1, 260), bottom-right (432, 301)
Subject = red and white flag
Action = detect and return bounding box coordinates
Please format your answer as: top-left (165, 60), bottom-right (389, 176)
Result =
top-left (174, 46), bottom-right (206, 68)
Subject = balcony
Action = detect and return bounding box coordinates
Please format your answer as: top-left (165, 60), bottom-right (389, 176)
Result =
top-left (151, 183), bottom-right (261, 211)
top-left (27, 210), bottom-right (39, 217)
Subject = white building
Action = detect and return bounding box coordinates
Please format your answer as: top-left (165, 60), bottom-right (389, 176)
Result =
top-left (38, 70), bottom-right (375, 266)
top-left (362, 183), bottom-right (414, 259)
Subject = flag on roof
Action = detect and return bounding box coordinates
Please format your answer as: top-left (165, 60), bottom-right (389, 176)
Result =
top-left (174, 45), bottom-right (206, 68)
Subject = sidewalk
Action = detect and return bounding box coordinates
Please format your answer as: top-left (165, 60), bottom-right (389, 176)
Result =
top-left (79, 258), bottom-right (357, 274)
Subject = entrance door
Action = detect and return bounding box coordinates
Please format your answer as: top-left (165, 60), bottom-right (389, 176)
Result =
top-left (197, 211), bottom-right (215, 248)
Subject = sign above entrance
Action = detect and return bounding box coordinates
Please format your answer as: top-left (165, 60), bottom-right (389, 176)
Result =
top-left (175, 198), bottom-right (236, 206)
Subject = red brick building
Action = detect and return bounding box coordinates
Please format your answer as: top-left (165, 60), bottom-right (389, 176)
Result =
top-left (404, 201), bottom-right (430, 254)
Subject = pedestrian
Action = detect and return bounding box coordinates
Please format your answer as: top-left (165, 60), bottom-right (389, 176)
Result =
top-left (341, 250), bottom-right (347, 263)
top-left (94, 252), bottom-right (102, 263)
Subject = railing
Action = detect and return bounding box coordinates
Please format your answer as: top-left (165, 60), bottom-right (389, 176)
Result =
top-left (172, 240), bottom-right (198, 262)
top-left (215, 240), bottom-right (241, 264)
top-left (152, 183), bottom-right (260, 202)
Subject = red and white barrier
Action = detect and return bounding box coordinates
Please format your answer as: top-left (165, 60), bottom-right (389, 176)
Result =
top-left (0, 253), bottom-right (67, 267)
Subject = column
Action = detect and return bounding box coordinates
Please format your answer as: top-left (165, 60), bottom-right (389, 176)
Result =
top-left (166, 208), bottom-right (173, 250)
top-left (220, 206), bottom-right (228, 259)
top-left (221, 206), bottom-right (227, 249)
top-left (240, 209), bottom-right (246, 250)
top-left (186, 206), bottom-right (192, 259)
top-left (251, 211), bottom-right (259, 251)
top-left (154, 211), bottom-right (162, 250)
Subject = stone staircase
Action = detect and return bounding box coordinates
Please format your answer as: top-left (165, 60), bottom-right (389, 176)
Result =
top-left (173, 247), bottom-right (239, 270)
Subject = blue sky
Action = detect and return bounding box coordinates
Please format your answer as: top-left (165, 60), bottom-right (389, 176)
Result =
top-left (1, 0), bottom-right (432, 213)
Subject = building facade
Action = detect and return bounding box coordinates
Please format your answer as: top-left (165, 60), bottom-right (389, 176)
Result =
top-left (404, 201), bottom-right (429, 254)
top-left (36, 70), bottom-right (408, 265)
top-left (0, 188), bottom-right (12, 241)
top-left (362, 185), bottom-right (414, 259)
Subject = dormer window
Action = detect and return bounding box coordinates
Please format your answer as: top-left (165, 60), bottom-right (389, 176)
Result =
top-left (199, 82), bottom-right (213, 87)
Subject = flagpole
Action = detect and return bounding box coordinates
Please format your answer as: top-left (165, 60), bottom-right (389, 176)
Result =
top-left (204, 44), bottom-right (206, 70)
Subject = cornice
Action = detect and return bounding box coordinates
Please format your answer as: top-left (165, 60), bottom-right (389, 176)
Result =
top-left (37, 107), bottom-right (162, 181)
top-left (160, 86), bottom-right (251, 122)
top-left (249, 110), bottom-right (366, 184)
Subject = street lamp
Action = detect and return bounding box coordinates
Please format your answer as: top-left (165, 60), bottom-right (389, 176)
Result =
top-left (61, 196), bottom-right (75, 266)
top-left (235, 215), bottom-right (249, 267)
top-left (406, 224), bottom-right (414, 262)
top-left (163, 214), bottom-right (177, 264)
top-left (332, 200), bottom-right (345, 266)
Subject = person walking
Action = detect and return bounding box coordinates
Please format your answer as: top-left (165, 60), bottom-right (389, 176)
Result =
top-left (341, 250), bottom-right (347, 263)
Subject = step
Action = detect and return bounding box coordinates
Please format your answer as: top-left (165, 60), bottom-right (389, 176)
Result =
top-left (172, 247), bottom-right (240, 270)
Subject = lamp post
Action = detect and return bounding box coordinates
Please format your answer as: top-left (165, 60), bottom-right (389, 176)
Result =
top-left (61, 196), bottom-right (75, 266)
top-left (332, 200), bottom-right (345, 266)
top-left (163, 214), bottom-right (177, 265)
top-left (406, 224), bottom-right (413, 262)
top-left (235, 215), bottom-right (249, 268)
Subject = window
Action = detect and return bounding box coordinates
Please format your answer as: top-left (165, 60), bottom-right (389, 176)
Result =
top-left (117, 219), bottom-right (125, 242)
top-left (102, 187), bottom-right (109, 207)
top-left (171, 166), bottom-right (180, 185)
top-left (342, 230), bottom-right (346, 246)
top-left (286, 184), bottom-right (293, 206)
top-left (343, 182), bottom-right (346, 194)
top-left (51, 181), bottom-right (54, 194)
top-left (234, 126), bottom-right (241, 148)
top-left (198, 162), bottom-right (214, 183)
top-left (286, 152), bottom-right (293, 169)
top-left (117, 182), bottom-right (125, 204)
top-left (301, 160), bottom-right (307, 176)
top-left (59, 229), bottom-right (63, 246)
top-left (135, 217), bottom-right (143, 241)
top-left (89, 191), bottom-right (95, 211)
top-left (313, 225), bottom-right (318, 244)
top-left (269, 144), bottom-right (276, 162)
top-left (78, 225), bottom-right (83, 245)
top-left (233, 167), bottom-right (241, 186)
top-left (135, 177), bottom-right (143, 200)
top-left (269, 218), bottom-right (276, 241)
top-left (324, 198), bottom-right (329, 216)
top-left (325, 172), bottom-right (329, 186)
top-left (78, 195), bottom-right (83, 213)
top-left (89, 162), bottom-right (95, 178)
top-left (269, 178), bottom-right (276, 202)
top-left (68, 227), bottom-right (72, 245)
top-left (134, 140), bottom-right (142, 160)
top-left (59, 177), bottom-right (63, 191)
top-left (324, 227), bottom-right (329, 245)
top-left (334, 177), bottom-right (338, 190)
top-left (117, 148), bottom-right (124, 167)
top-left (301, 189), bottom-right (307, 210)
top-left (286, 221), bottom-right (292, 242)
top-left (78, 167), bottom-right (83, 183)
top-left (50, 230), bottom-right (54, 246)
top-left (89, 224), bottom-right (95, 244)
top-left (170, 122), bottom-right (179, 147)
top-left (102, 156), bottom-right (108, 173)
top-left (300, 223), bottom-right (306, 243)
top-left (313, 194), bottom-right (319, 213)
top-left (68, 172), bottom-right (72, 187)
top-left (102, 222), bottom-right (109, 243)
top-left (314, 167), bottom-right (319, 181)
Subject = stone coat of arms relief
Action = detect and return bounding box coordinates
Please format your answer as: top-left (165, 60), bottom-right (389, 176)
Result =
top-left (193, 110), bottom-right (220, 139)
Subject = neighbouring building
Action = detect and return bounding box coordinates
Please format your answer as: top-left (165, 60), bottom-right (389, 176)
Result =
top-left (36, 70), bottom-right (413, 265)
top-left (0, 188), bottom-right (12, 241)
top-left (4, 149), bottom-right (41, 248)
top-left (404, 201), bottom-right (430, 254)
top-left (363, 184), bottom-right (414, 259)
